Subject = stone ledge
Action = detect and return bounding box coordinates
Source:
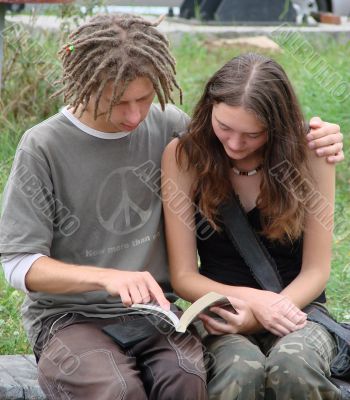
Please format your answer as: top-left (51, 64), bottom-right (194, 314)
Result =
top-left (1, 354), bottom-right (348, 398)
top-left (0, 355), bottom-right (45, 400)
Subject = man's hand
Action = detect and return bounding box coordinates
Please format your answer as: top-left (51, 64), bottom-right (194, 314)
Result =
top-left (101, 270), bottom-right (170, 310)
top-left (307, 117), bottom-right (344, 163)
top-left (249, 291), bottom-right (307, 337)
top-left (199, 297), bottom-right (258, 335)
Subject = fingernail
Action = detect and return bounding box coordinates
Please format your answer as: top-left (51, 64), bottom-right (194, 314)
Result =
top-left (306, 134), bottom-right (313, 141)
top-left (162, 302), bottom-right (170, 310)
top-left (316, 149), bottom-right (323, 156)
top-left (308, 141), bottom-right (315, 149)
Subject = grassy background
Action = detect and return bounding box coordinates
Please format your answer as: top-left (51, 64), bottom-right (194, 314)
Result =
top-left (0, 25), bottom-right (349, 354)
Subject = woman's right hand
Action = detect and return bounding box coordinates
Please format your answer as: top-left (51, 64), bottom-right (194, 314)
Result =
top-left (249, 290), bottom-right (307, 337)
top-left (199, 297), bottom-right (258, 335)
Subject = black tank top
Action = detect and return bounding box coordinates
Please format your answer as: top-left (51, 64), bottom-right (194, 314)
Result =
top-left (196, 206), bottom-right (326, 303)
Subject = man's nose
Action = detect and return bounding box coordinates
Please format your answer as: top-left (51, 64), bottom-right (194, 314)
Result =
top-left (124, 102), bottom-right (141, 125)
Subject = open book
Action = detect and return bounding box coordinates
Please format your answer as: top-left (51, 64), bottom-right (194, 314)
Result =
top-left (131, 291), bottom-right (236, 333)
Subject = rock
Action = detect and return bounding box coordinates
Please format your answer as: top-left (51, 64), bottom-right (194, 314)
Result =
top-left (206, 35), bottom-right (282, 52)
top-left (0, 355), bottom-right (45, 399)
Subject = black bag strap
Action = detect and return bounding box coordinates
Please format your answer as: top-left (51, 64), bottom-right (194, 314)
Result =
top-left (304, 305), bottom-right (350, 344)
top-left (219, 195), bottom-right (283, 293)
top-left (220, 194), bottom-right (350, 345)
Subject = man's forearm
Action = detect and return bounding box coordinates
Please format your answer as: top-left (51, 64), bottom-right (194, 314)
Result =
top-left (25, 257), bottom-right (170, 309)
top-left (25, 256), bottom-right (108, 294)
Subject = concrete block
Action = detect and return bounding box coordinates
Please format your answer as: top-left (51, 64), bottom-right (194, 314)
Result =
top-left (0, 355), bottom-right (45, 399)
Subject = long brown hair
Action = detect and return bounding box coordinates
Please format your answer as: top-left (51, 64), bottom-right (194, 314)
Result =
top-left (177, 53), bottom-right (312, 242)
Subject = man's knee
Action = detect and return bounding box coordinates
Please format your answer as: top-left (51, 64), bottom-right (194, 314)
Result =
top-left (38, 343), bottom-right (147, 400)
top-left (159, 362), bottom-right (207, 400)
top-left (145, 348), bottom-right (207, 400)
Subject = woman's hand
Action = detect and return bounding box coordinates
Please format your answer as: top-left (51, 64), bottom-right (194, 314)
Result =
top-left (199, 297), bottom-right (257, 335)
top-left (249, 291), bottom-right (307, 337)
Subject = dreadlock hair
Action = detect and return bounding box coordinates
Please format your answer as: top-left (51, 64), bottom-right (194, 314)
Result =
top-left (52, 13), bottom-right (182, 120)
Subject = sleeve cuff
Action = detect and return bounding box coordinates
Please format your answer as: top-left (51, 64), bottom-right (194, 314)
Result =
top-left (1, 253), bottom-right (46, 293)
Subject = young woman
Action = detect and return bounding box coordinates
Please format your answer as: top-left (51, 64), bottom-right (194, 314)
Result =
top-left (162, 53), bottom-right (340, 399)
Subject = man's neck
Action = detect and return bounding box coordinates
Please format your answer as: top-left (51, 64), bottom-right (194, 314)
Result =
top-left (69, 104), bottom-right (121, 133)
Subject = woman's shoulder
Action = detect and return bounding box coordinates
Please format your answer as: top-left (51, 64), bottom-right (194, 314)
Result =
top-left (162, 137), bottom-right (180, 166)
top-left (162, 137), bottom-right (196, 191)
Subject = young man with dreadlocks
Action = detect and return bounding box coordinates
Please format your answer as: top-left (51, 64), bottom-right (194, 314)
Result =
top-left (0, 13), bottom-right (344, 400)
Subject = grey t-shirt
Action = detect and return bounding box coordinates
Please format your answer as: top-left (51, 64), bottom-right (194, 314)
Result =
top-left (0, 103), bottom-right (189, 346)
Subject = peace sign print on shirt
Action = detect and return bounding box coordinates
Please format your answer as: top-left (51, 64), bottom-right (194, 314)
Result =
top-left (96, 166), bottom-right (156, 235)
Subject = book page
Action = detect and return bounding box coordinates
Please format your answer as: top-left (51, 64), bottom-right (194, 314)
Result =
top-left (130, 303), bottom-right (180, 327)
top-left (131, 292), bottom-right (233, 333)
top-left (176, 292), bottom-right (230, 332)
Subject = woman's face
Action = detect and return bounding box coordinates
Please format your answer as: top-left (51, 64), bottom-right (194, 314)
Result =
top-left (212, 103), bottom-right (268, 163)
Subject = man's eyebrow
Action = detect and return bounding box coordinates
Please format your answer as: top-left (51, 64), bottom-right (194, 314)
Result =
top-left (106, 91), bottom-right (155, 104)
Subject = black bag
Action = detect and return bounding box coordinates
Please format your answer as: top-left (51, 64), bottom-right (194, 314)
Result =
top-left (102, 293), bottom-right (181, 348)
top-left (219, 195), bottom-right (350, 396)
top-left (305, 303), bottom-right (350, 381)
top-left (331, 323), bottom-right (350, 380)
top-left (102, 316), bottom-right (159, 348)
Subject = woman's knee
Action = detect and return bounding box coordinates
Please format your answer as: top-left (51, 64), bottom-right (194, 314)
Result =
top-left (266, 322), bottom-right (337, 379)
top-left (265, 323), bottom-right (339, 399)
top-left (205, 333), bottom-right (265, 373)
top-left (205, 334), bottom-right (265, 399)
top-left (207, 360), bottom-right (265, 400)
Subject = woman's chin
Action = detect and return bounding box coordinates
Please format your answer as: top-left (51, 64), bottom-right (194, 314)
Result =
top-left (226, 150), bottom-right (247, 160)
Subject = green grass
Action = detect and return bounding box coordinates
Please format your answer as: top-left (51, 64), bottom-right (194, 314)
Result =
top-left (0, 28), bottom-right (349, 354)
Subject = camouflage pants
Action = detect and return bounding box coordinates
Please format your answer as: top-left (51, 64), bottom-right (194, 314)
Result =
top-left (204, 321), bottom-right (341, 400)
